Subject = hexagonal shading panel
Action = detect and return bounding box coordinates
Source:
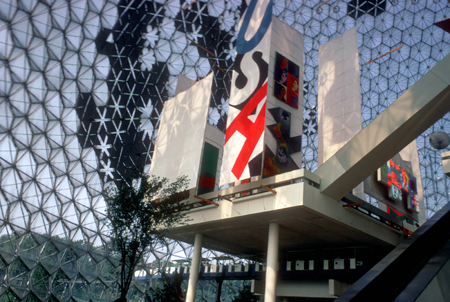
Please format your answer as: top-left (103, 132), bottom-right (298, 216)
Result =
top-left (126, 285), bottom-right (145, 300)
top-left (78, 254), bottom-right (98, 283)
top-left (50, 270), bottom-right (71, 302)
top-left (21, 294), bottom-right (42, 302)
top-left (198, 280), bottom-right (217, 301)
top-left (1, 290), bottom-right (20, 302)
top-left (71, 275), bottom-right (90, 302)
top-left (89, 281), bottom-right (112, 302)
top-left (18, 234), bottom-right (40, 270)
top-left (347, 0), bottom-right (387, 20)
top-left (59, 248), bottom-right (78, 279)
top-left (0, 226), bottom-right (18, 264)
top-left (0, 257), bottom-right (7, 296)
top-left (97, 258), bottom-right (116, 286)
top-left (39, 241), bottom-right (59, 275)
top-left (30, 266), bottom-right (51, 301)
top-left (8, 259), bottom-right (29, 299)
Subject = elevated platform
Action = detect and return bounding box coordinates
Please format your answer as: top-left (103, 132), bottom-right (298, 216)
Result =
top-left (166, 169), bottom-right (406, 257)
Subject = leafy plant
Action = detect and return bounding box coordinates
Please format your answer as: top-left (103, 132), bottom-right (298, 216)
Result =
top-left (104, 171), bottom-right (189, 302)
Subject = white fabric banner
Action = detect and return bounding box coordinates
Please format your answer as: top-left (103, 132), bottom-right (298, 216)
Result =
top-left (220, 0), bottom-right (273, 185)
top-left (150, 73), bottom-right (213, 189)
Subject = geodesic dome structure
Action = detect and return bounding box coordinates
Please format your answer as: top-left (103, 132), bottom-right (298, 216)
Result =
top-left (0, 0), bottom-right (450, 301)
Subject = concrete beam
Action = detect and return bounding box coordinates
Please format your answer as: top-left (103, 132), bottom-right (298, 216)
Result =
top-left (314, 53), bottom-right (450, 200)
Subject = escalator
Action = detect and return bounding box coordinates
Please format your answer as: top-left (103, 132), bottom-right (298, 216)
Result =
top-left (335, 202), bottom-right (450, 301)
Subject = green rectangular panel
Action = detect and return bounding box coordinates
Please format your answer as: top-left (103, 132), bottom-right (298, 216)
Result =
top-left (197, 142), bottom-right (219, 195)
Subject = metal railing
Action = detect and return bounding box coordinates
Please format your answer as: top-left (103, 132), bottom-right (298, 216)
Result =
top-left (182, 169), bottom-right (320, 209)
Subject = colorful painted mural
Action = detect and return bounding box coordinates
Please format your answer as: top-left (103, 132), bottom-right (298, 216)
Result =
top-left (364, 153), bottom-right (420, 223)
top-left (263, 108), bottom-right (302, 178)
top-left (273, 52), bottom-right (300, 109)
top-left (378, 158), bottom-right (420, 213)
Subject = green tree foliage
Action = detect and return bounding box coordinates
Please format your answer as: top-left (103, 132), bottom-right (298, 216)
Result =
top-left (103, 171), bottom-right (189, 302)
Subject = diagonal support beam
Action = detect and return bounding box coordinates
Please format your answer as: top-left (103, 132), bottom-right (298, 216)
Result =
top-left (315, 53), bottom-right (450, 200)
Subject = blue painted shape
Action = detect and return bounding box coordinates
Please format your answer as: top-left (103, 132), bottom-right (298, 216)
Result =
top-left (236, 0), bottom-right (273, 54)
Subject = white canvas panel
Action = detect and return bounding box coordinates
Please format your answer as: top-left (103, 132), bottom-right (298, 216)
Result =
top-left (318, 27), bottom-right (362, 166)
top-left (149, 73), bottom-right (213, 189)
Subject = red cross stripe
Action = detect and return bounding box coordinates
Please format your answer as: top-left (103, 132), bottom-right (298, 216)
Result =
top-left (225, 82), bottom-right (267, 180)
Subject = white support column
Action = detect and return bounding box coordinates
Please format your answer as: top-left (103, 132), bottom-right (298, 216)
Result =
top-left (264, 223), bottom-right (280, 302)
top-left (186, 233), bottom-right (203, 302)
